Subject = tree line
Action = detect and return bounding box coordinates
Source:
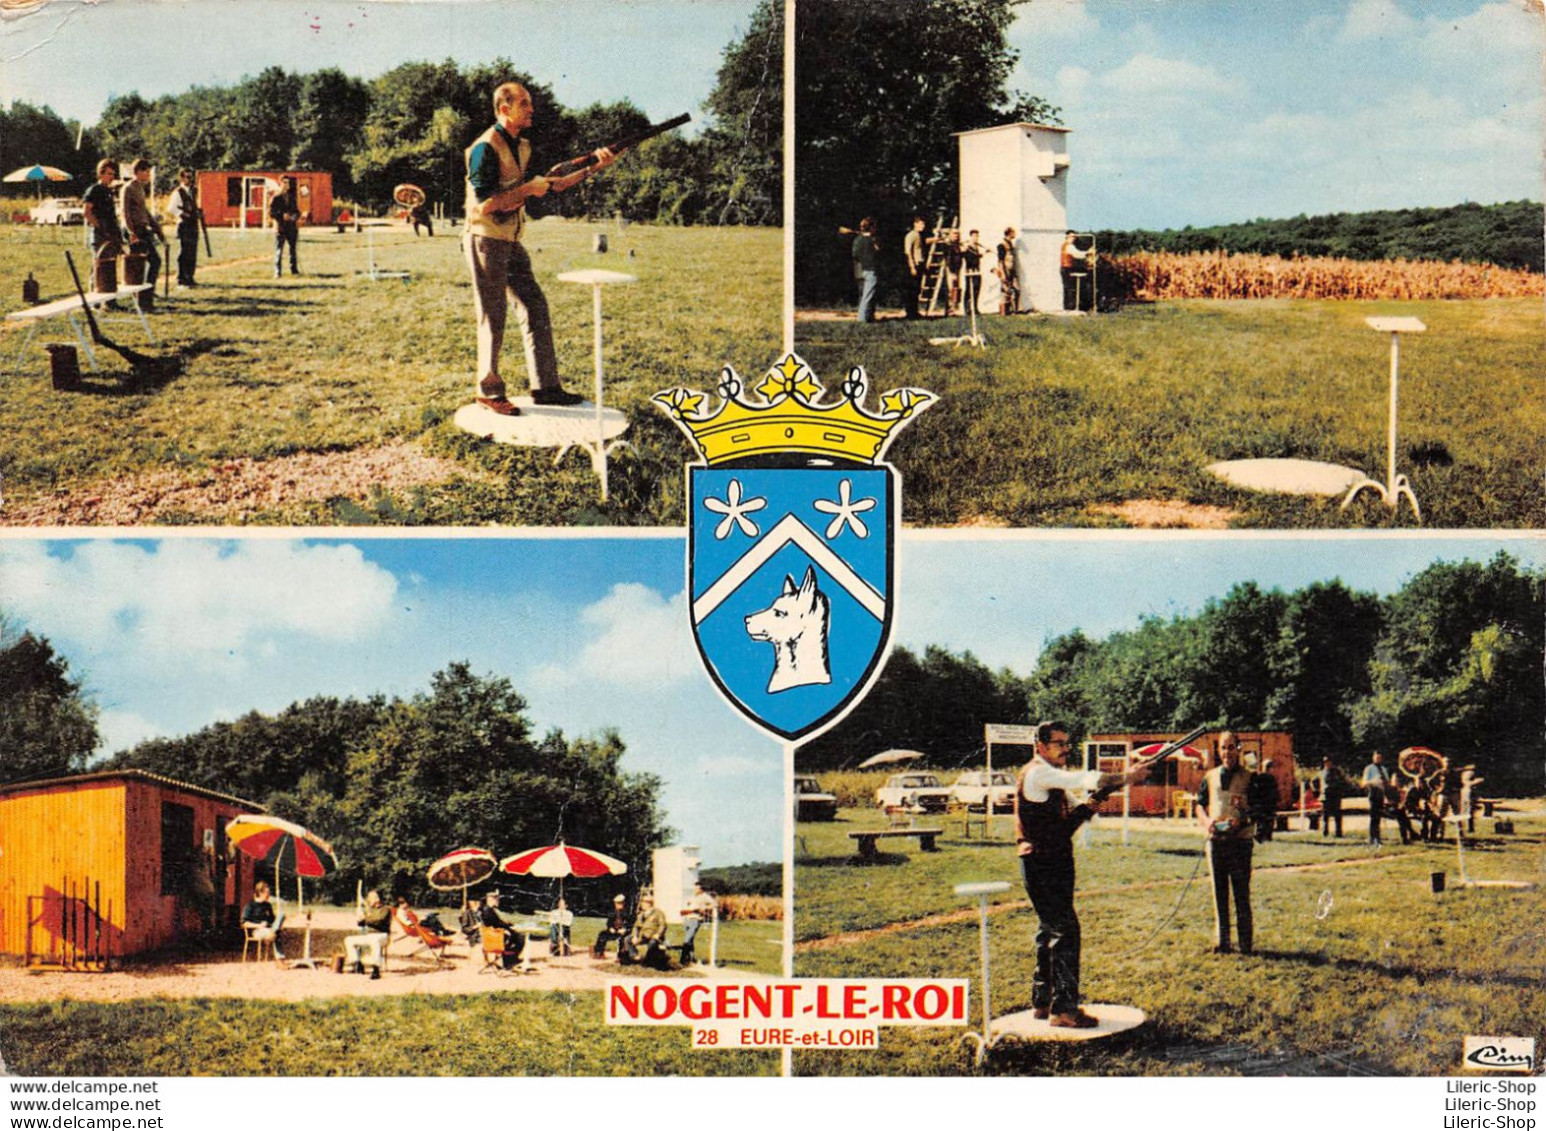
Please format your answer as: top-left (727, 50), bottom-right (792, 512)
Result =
top-left (0, 643), bottom-right (672, 910)
top-left (1, 7), bottom-right (780, 227)
top-left (796, 554), bottom-right (1544, 796)
top-left (1097, 201), bottom-right (1544, 274)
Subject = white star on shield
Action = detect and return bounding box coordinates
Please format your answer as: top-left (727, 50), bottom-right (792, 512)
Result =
top-left (813, 478), bottom-right (877, 539)
top-left (703, 478), bottom-right (767, 539)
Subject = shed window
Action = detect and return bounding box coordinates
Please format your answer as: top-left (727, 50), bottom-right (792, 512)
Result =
top-left (161, 802), bottom-right (196, 896)
top-left (226, 177), bottom-right (242, 208)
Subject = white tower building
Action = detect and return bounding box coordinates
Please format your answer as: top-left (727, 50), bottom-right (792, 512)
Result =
top-left (955, 123), bottom-right (1071, 313)
top-left (650, 844), bottom-right (701, 925)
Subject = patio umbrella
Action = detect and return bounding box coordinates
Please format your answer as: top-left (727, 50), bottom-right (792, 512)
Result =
top-left (226, 814), bottom-right (337, 912)
top-left (1397, 745), bottom-right (1446, 782)
top-left (500, 841), bottom-right (627, 902)
top-left (427, 846), bottom-right (497, 903)
top-left (3, 164), bottom-right (72, 201)
top-left (859, 749), bottom-right (925, 769)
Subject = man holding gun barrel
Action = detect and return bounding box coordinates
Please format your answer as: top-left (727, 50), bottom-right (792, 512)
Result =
top-left (463, 81), bottom-right (616, 415)
top-left (1015, 720), bottom-right (1151, 1028)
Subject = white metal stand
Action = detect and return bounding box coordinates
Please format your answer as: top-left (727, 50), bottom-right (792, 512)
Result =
top-left (1342, 316), bottom-right (1424, 521)
top-left (555, 269), bottom-right (636, 501)
top-left (355, 226), bottom-right (410, 282)
top-left (929, 290), bottom-right (987, 348)
top-left (1446, 816), bottom-right (1535, 890)
top-left (955, 880), bottom-right (1011, 1065)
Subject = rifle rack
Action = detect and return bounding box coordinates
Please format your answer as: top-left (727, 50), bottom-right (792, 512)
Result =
top-left (26, 876), bottom-right (115, 972)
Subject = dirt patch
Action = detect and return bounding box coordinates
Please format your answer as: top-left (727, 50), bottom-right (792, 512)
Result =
top-left (1089, 499), bottom-right (1241, 529)
top-left (1, 440), bottom-right (482, 525)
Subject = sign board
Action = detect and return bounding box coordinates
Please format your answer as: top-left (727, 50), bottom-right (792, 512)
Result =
top-left (985, 723), bottom-right (1038, 745)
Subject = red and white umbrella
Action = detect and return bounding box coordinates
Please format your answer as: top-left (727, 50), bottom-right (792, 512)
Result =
top-left (500, 841), bottom-right (627, 901)
top-left (1397, 746), bottom-right (1447, 782)
top-left (226, 813), bottom-right (337, 911)
top-left (427, 847), bottom-right (497, 900)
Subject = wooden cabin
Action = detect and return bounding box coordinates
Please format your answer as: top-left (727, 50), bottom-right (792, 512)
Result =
top-left (194, 170), bottom-right (332, 229)
top-left (0, 770), bottom-right (263, 965)
top-left (1084, 730), bottom-right (1296, 817)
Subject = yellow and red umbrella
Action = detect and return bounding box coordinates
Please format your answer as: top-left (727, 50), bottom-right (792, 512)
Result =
top-left (226, 814), bottom-right (336, 909)
top-left (1397, 746), bottom-right (1447, 782)
top-left (427, 846), bottom-right (497, 899)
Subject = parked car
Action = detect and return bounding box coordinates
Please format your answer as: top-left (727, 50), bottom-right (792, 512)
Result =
top-left (793, 775), bottom-right (838, 821)
top-left (950, 769), bottom-right (1016, 812)
top-left (31, 197), bottom-right (84, 225)
top-left (874, 772), bottom-right (953, 812)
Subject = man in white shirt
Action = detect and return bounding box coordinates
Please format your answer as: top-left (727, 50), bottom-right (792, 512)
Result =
top-left (1360, 751), bottom-right (1391, 847)
top-left (1015, 720), bottom-right (1145, 1028)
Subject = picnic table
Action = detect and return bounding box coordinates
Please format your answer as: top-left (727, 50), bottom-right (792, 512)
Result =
top-left (6, 285), bottom-right (155, 376)
top-left (849, 827), bottom-right (944, 860)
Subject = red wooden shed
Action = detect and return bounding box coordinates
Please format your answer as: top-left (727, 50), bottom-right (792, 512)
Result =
top-left (0, 769), bottom-right (264, 965)
top-left (1084, 730), bottom-right (1297, 817)
top-left (194, 170), bottom-right (332, 229)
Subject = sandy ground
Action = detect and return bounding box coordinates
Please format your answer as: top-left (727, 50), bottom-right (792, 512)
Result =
top-left (0, 908), bottom-right (756, 1003)
top-left (1087, 499), bottom-right (1242, 529)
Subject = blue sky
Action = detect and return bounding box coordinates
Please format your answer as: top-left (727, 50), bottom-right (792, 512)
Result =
top-left (2, 532), bottom-right (1540, 867)
top-left (1009, 0), bottom-right (1544, 229)
top-left (0, 0), bottom-right (758, 133)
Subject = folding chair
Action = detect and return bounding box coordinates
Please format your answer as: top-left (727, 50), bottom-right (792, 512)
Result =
top-left (480, 926), bottom-right (520, 976)
top-left (396, 908), bottom-right (453, 968)
top-left (241, 923), bottom-right (274, 963)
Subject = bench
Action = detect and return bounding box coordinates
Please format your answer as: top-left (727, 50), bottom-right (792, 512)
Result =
top-left (849, 827), bottom-right (944, 860)
top-left (6, 285), bottom-right (155, 376)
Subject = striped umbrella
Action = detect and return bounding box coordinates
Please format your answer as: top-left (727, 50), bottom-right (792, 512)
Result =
top-left (226, 814), bottom-right (337, 911)
top-left (3, 164), bottom-right (73, 202)
top-left (500, 841), bottom-right (627, 902)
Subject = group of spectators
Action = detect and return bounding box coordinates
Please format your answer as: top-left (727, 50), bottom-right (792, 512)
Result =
top-left (239, 880), bottom-right (717, 977)
top-left (1313, 753), bottom-right (1482, 847)
top-left (849, 217), bottom-right (1097, 320)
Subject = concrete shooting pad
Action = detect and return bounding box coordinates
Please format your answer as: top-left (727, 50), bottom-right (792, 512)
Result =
top-left (1206, 458), bottom-right (1366, 497)
top-left (453, 399), bottom-right (629, 447)
top-left (990, 1003), bottom-right (1146, 1044)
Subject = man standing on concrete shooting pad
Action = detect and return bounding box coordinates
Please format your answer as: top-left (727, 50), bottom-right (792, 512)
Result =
top-left (1015, 721), bottom-right (1146, 1028)
top-left (463, 81), bottom-right (615, 416)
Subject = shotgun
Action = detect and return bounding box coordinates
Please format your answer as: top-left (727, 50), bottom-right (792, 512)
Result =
top-left (546, 112), bottom-right (691, 178)
top-left (1088, 723), bottom-right (1216, 804)
top-left (64, 250), bottom-right (154, 369)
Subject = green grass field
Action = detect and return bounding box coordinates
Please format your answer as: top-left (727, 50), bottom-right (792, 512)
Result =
top-left (0, 219), bottom-right (780, 525)
top-left (796, 299), bottom-right (1545, 528)
top-left (793, 805), bottom-right (1546, 1075)
top-left (0, 992), bottom-right (778, 1076)
top-left (0, 915), bottom-right (782, 1076)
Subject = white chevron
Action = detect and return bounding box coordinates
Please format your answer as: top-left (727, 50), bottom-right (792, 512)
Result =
top-left (694, 513), bottom-right (885, 623)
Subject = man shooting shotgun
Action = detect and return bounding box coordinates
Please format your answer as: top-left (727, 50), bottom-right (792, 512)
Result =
top-left (462, 84), bottom-right (685, 416)
top-left (545, 112), bottom-right (690, 179)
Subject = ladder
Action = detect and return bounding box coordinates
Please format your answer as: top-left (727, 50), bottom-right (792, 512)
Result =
top-left (917, 215), bottom-right (959, 316)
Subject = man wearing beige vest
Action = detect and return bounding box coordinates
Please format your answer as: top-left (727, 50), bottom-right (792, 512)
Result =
top-left (463, 81), bottom-right (614, 415)
top-left (1197, 731), bottom-right (1255, 955)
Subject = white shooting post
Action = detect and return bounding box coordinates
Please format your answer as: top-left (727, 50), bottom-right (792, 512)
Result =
top-left (954, 880), bottom-right (1012, 1065)
top-left (355, 225), bottom-right (410, 282)
top-left (1342, 316), bottom-right (1425, 521)
top-left (956, 123), bottom-right (1071, 314)
top-left (557, 268), bottom-right (637, 501)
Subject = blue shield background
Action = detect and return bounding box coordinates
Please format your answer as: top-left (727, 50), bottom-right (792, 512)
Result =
top-left (690, 467), bottom-right (893, 740)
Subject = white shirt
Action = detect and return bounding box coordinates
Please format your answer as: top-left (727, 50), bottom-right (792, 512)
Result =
top-left (1020, 755), bottom-right (1104, 803)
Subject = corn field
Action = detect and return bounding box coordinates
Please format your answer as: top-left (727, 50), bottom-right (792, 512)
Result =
top-left (1104, 250), bottom-right (1545, 301)
top-left (717, 894), bottom-right (782, 921)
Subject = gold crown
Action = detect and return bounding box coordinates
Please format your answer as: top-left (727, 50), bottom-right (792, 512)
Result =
top-left (652, 354), bottom-right (936, 467)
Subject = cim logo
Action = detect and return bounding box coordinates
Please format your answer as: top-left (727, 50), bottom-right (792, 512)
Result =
top-left (1463, 1036), bottom-right (1536, 1072)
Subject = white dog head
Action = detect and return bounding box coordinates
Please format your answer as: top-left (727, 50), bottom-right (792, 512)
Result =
top-left (744, 566), bottom-right (831, 693)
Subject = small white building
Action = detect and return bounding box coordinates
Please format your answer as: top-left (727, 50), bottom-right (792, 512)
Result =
top-left (955, 123), bottom-right (1071, 313)
top-left (650, 844), bottom-right (701, 925)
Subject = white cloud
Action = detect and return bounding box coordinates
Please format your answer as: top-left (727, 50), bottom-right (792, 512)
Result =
top-left (0, 540), bottom-right (397, 666)
top-left (1416, 1), bottom-right (1540, 63)
top-left (1056, 64), bottom-right (1092, 103)
top-left (1102, 52), bottom-right (1238, 97)
top-left (1013, 0), bottom-right (1099, 40)
top-left (529, 583), bottom-right (695, 692)
top-left (95, 709), bottom-right (166, 758)
top-left (1339, 0), bottom-right (1417, 42)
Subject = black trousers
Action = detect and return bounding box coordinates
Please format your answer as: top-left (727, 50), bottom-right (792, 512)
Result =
top-left (1367, 788), bottom-right (1384, 842)
top-left (1020, 853), bottom-right (1081, 1014)
top-left (177, 223), bottom-right (199, 284)
top-left (1207, 837), bottom-right (1253, 952)
top-left (1321, 802), bottom-right (1343, 837)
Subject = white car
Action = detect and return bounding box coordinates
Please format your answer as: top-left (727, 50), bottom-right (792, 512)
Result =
top-left (793, 774), bottom-right (839, 821)
top-left (32, 197), bottom-right (84, 225)
top-left (874, 773), bottom-right (953, 812)
top-left (950, 770), bottom-right (1016, 812)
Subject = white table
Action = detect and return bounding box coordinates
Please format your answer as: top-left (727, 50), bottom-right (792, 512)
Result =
top-left (6, 285), bottom-right (155, 376)
top-left (555, 268), bottom-right (637, 501)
